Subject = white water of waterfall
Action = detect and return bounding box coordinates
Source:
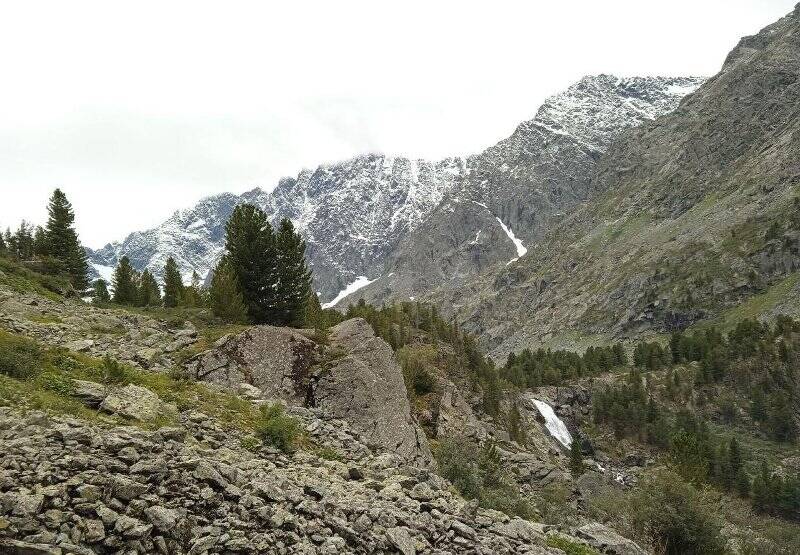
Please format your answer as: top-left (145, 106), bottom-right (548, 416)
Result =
top-left (531, 398), bottom-right (572, 448)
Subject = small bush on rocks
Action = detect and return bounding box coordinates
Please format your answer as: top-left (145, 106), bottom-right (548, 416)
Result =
top-left (254, 403), bottom-right (301, 453)
top-left (0, 332), bottom-right (43, 380)
top-left (435, 436), bottom-right (535, 519)
top-left (546, 535), bottom-right (600, 555)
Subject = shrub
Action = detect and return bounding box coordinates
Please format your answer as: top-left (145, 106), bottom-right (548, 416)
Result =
top-left (36, 371), bottom-right (74, 396)
top-left (434, 436), bottom-right (534, 519)
top-left (100, 355), bottom-right (128, 385)
top-left (546, 535), bottom-right (600, 555)
top-left (0, 333), bottom-right (42, 380)
top-left (254, 403), bottom-right (301, 453)
top-left (628, 469), bottom-right (724, 554)
top-left (239, 435), bottom-right (260, 452)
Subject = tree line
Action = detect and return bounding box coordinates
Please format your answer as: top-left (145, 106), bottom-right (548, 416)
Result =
top-left (0, 189), bottom-right (89, 291)
top-left (101, 203), bottom-right (314, 327)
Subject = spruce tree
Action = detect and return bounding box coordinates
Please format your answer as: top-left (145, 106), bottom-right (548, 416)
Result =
top-left (0, 230), bottom-right (5, 253)
top-left (43, 189), bottom-right (89, 290)
top-left (138, 269), bottom-right (161, 306)
top-left (33, 226), bottom-right (48, 257)
top-left (275, 218), bottom-right (312, 326)
top-left (13, 221), bottom-right (34, 260)
top-left (224, 204), bottom-right (278, 324)
top-left (209, 256), bottom-right (247, 323)
top-left (569, 438), bottom-right (585, 477)
top-left (163, 257), bottom-right (184, 308)
top-left (112, 256), bottom-right (138, 305)
top-left (182, 270), bottom-right (204, 307)
top-left (93, 279), bottom-right (111, 304)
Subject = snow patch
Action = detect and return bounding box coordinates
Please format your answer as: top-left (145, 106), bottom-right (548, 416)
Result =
top-left (495, 217), bottom-right (527, 261)
top-left (322, 276), bottom-right (377, 309)
top-left (91, 263), bottom-right (115, 283)
top-left (531, 398), bottom-right (572, 448)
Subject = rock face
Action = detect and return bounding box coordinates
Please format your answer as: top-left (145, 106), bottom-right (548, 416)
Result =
top-left (185, 326), bottom-right (318, 405)
top-left (313, 319), bottom-right (434, 468)
top-left (186, 318), bottom-right (434, 468)
top-left (433, 3), bottom-right (800, 358)
top-left (0, 407), bottom-right (588, 554)
top-left (86, 75), bottom-right (701, 308)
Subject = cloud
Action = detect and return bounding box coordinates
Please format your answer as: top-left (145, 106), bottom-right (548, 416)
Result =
top-left (0, 0), bottom-right (795, 246)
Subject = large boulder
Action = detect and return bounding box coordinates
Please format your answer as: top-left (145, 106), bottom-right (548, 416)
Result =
top-left (184, 318), bottom-right (434, 468)
top-left (311, 318), bottom-right (434, 468)
top-left (100, 385), bottom-right (175, 422)
top-left (184, 326), bottom-right (318, 404)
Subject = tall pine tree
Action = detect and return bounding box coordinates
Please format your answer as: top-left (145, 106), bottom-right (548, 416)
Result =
top-left (163, 257), bottom-right (184, 308)
top-left (93, 279), bottom-right (111, 304)
top-left (138, 269), bottom-right (161, 306)
top-left (43, 189), bottom-right (89, 290)
top-left (112, 256), bottom-right (138, 305)
top-left (274, 218), bottom-right (312, 326)
top-left (224, 204), bottom-right (278, 324)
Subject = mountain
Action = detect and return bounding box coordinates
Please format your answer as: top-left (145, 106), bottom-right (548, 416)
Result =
top-left (348, 75), bottom-right (705, 306)
top-left (432, 4), bottom-right (800, 359)
top-left (87, 75), bottom-right (703, 303)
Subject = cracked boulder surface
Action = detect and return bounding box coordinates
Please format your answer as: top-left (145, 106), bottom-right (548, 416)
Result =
top-left (185, 326), bottom-right (319, 405)
top-left (185, 318), bottom-right (434, 468)
top-left (312, 318), bottom-right (435, 469)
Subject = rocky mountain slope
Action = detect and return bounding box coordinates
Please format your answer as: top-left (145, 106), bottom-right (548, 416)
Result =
top-left (430, 3), bottom-right (800, 359)
top-left (87, 75), bottom-right (702, 304)
top-left (0, 281), bottom-right (649, 554)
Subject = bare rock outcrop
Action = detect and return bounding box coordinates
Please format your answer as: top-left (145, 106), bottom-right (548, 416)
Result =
top-left (185, 326), bottom-right (318, 405)
top-left (312, 318), bottom-right (434, 469)
top-left (185, 318), bottom-right (434, 468)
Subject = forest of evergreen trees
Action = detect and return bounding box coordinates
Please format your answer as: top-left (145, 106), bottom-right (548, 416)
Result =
top-left (0, 189), bottom-right (89, 291)
top-left (100, 204), bottom-right (315, 327)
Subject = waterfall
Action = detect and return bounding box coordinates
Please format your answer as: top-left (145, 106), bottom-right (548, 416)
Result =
top-left (531, 398), bottom-right (572, 448)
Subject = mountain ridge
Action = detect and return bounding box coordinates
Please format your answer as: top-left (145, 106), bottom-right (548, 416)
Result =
top-left (88, 74), bottom-right (703, 304)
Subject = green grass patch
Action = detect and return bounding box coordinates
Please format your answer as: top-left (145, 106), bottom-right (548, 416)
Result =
top-left (546, 535), bottom-right (600, 555)
top-left (697, 272), bottom-right (800, 332)
top-left (0, 328), bottom-right (259, 431)
top-left (0, 256), bottom-right (69, 300)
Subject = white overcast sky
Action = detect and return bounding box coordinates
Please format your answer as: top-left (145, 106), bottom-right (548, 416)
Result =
top-left (0, 0), bottom-right (796, 247)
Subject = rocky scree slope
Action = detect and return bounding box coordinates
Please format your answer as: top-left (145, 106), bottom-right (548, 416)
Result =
top-left (87, 75), bottom-right (701, 305)
top-left (0, 289), bottom-right (647, 554)
top-left (433, 4), bottom-right (800, 359)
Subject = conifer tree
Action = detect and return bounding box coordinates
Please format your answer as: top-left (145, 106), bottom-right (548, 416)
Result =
top-left (43, 189), bottom-right (89, 290)
top-left (112, 256), bottom-right (138, 305)
top-left (33, 226), bottom-right (48, 257)
top-left (209, 256), bottom-right (247, 323)
top-left (569, 438), bottom-right (585, 477)
top-left (138, 269), bottom-right (161, 306)
top-left (275, 218), bottom-right (312, 326)
top-left (93, 279), bottom-right (111, 304)
top-left (0, 230), bottom-right (5, 253)
top-left (182, 270), bottom-right (204, 307)
top-left (163, 257), bottom-right (184, 308)
top-left (13, 221), bottom-right (34, 260)
top-left (224, 204), bottom-right (278, 324)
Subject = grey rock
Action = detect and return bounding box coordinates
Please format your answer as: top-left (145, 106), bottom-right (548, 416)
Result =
top-left (386, 526), bottom-right (416, 555)
top-left (574, 522), bottom-right (648, 555)
top-left (70, 380), bottom-right (107, 408)
top-left (144, 506), bottom-right (180, 531)
top-left (312, 318), bottom-right (434, 468)
top-left (100, 384), bottom-right (173, 421)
